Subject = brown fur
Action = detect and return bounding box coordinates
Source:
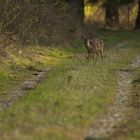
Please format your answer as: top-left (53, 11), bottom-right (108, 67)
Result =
top-left (82, 35), bottom-right (104, 62)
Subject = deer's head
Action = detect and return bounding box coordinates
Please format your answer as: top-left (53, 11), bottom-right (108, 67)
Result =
top-left (81, 35), bottom-right (88, 40)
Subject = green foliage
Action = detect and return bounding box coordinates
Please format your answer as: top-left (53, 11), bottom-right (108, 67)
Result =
top-left (119, 0), bottom-right (136, 5)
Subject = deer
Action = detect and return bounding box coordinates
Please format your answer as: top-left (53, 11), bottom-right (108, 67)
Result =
top-left (82, 35), bottom-right (104, 62)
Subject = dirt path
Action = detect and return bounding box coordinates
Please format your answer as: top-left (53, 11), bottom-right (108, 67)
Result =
top-left (0, 68), bottom-right (51, 111)
top-left (84, 55), bottom-right (140, 140)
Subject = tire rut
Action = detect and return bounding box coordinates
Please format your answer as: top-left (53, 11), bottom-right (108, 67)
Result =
top-left (0, 68), bottom-right (51, 111)
top-left (84, 56), bottom-right (140, 140)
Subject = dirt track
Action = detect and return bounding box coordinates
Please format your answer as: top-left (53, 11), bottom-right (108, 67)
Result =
top-left (0, 68), bottom-right (51, 111)
top-left (84, 56), bottom-right (140, 140)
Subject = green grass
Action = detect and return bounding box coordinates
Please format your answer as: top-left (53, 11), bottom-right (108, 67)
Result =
top-left (0, 68), bottom-right (31, 100)
top-left (98, 29), bottom-right (140, 45)
top-left (0, 45), bottom-right (71, 99)
top-left (0, 30), bottom-right (140, 140)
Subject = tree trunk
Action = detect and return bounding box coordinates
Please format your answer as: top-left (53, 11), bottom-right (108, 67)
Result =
top-left (68, 0), bottom-right (84, 21)
top-left (136, 0), bottom-right (140, 27)
top-left (105, 0), bottom-right (120, 27)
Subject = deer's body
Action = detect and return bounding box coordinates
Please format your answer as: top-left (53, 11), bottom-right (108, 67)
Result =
top-left (82, 35), bottom-right (104, 62)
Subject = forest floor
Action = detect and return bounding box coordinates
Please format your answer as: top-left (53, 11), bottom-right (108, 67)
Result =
top-left (0, 30), bottom-right (140, 140)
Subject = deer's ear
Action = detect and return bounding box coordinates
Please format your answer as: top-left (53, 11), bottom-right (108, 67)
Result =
top-left (81, 35), bottom-right (86, 39)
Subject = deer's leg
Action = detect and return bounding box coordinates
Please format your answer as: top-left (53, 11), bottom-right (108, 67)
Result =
top-left (86, 51), bottom-right (91, 59)
top-left (100, 51), bottom-right (104, 63)
top-left (92, 52), bottom-right (95, 60)
top-left (100, 47), bottom-right (104, 63)
top-left (95, 52), bottom-right (99, 62)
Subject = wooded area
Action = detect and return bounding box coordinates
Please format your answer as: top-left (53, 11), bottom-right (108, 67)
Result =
top-left (0, 1), bottom-right (140, 140)
top-left (0, 0), bottom-right (140, 47)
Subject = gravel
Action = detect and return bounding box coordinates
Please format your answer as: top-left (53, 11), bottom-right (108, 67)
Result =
top-left (84, 56), bottom-right (140, 140)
